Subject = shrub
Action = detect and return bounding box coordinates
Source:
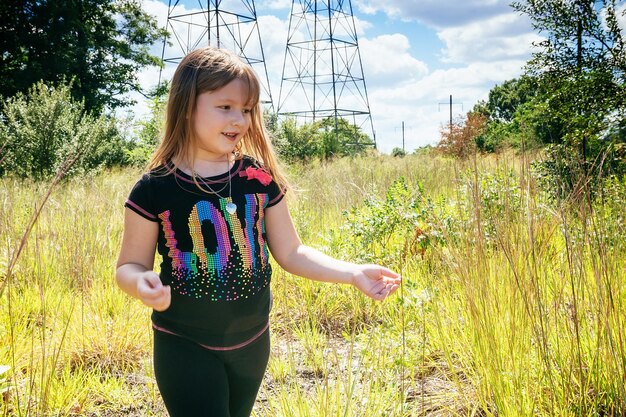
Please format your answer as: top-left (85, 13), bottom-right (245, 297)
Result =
top-left (457, 168), bottom-right (523, 242)
top-left (273, 117), bottom-right (320, 162)
top-left (532, 142), bottom-right (626, 203)
top-left (326, 178), bottom-right (444, 266)
top-left (0, 81), bottom-right (122, 180)
top-left (391, 147), bottom-right (407, 157)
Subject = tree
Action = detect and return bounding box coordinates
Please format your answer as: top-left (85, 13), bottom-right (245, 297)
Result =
top-left (316, 117), bottom-right (374, 159)
top-left (274, 116), bottom-right (375, 161)
top-left (472, 75), bottom-right (544, 151)
top-left (275, 117), bottom-right (321, 162)
top-left (126, 83), bottom-right (169, 166)
top-left (512, 0), bottom-right (626, 151)
top-left (513, 0), bottom-right (626, 76)
top-left (474, 75), bottom-right (540, 123)
top-left (437, 112), bottom-right (486, 158)
top-left (511, 0), bottom-right (626, 199)
top-left (0, 0), bottom-right (166, 114)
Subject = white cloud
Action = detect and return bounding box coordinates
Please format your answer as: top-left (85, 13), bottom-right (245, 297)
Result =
top-left (262, 0), bottom-right (292, 10)
top-left (438, 12), bottom-right (540, 63)
top-left (256, 15), bottom-right (290, 72)
top-left (353, 0), bottom-right (511, 28)
top-left (350, 1), bottom-right (537, 152)
top-left (259, 12), bottom-right (377, 120)
top-left (139, 1), bottom-right (284, 102)
top-left (618, 4), bottom-right (626, 31)
top-left (360, 34), bottom-right (428, 85)
top-left (142, 0), bottom-right (169, 55)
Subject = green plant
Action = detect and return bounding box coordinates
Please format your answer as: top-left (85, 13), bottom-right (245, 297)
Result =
top-left (532, 142), bottom-right (626, 203)
top-left (457, 167), bottom-right (523, 242)
top-left (0, 81), bottom-right (123, 180)
top-left (327, 177), bottom-right (443, 266)
top-left (2, 153), bottom-right (625, 416)
top-left (274, 117), bottom-right (320, 162)
top-left (391, 147), bottom-right (406, 157)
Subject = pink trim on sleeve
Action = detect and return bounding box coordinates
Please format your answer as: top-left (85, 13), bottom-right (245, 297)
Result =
top-left (125, 199), bottom-right (157, 220)
top-left (266, 192), bottom-right (285, 207)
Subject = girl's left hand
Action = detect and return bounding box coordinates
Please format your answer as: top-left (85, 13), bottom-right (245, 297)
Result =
top-left (351, 265), bottom-right (401, 301)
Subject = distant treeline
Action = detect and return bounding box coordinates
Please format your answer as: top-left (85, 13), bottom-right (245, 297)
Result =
top-left (0, 0), bottom-right (625, 193)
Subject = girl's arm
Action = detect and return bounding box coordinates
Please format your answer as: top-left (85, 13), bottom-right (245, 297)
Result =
top-left (265, 199), bottom-right (400, 300)
top-left (116, 209), bottom-right (171, 311)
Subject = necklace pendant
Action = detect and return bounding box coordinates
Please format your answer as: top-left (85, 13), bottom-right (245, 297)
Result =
top-left (226, 202), bottom-right (237, 214)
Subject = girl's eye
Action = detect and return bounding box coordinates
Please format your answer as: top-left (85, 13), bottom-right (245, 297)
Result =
top-left (219, 105), bottom-right (231, 110)
top-left (243, 109), bottom-right (252, 114)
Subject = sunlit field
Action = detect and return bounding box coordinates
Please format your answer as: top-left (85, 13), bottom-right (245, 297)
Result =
top-left (1, 152), bottom-right (625, 416)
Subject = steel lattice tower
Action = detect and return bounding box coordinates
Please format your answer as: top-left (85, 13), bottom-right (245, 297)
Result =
top-left (278, 0), bottom-right (375, 146)
top-left (159, 0), bottom-right (273, 107)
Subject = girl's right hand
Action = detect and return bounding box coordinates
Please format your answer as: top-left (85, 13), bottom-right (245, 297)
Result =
top-left (137, 271), bottom-right (171, 312)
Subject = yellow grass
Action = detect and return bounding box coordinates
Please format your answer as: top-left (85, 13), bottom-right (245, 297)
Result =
top-left (1, 152), bottom-right (624, 416)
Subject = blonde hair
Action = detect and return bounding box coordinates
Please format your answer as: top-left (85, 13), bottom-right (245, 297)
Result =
top-left (148, 46), bottom-right (289, 191)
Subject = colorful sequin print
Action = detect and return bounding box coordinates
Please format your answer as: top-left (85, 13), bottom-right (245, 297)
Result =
top-left (158, 193), bottom-right (271, 301)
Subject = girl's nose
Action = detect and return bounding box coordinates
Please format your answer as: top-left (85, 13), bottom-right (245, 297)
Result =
top-left (232, 111), bottom-right (245, 126)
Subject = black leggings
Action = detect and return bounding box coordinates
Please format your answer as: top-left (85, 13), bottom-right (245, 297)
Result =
top-left (153, 329), bottom-right (270, 417)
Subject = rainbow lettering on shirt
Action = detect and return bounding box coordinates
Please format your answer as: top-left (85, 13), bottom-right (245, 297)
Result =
top-left (189, 200), bottom-right (232, 271)
top-left (157, 193), bottom-right (271, 301)
top-left (255, 194), bottom-right (269, 264)
top-left (159, 210), bottom-right (182, 269)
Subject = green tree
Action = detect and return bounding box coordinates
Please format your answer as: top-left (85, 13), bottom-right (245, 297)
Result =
top-left (512, 0), bottom-right (626, 150)
top-left (275, 117), bottom-right (320, 162)
top-left (0, 0), bottom-right (166, 114)
top-left (274, 116), bottom-right (375, 161)
top-left (472, 75), bottom-right (544, 151)
top-left (512, 0), bottom-right (626, 199)
top-left (474, 75), bottom-right (540, 123)
top-left (316, 117), bottom-right (374, 159)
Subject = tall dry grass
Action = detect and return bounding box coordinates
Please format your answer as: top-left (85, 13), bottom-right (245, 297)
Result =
top-left (0, 151), bottom-right (624, 416)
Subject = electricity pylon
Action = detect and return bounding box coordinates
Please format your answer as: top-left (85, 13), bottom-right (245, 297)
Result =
top-left (278, 0), bottom-right (375, 147)
top-left (160, 0), bottom-right (273, 107)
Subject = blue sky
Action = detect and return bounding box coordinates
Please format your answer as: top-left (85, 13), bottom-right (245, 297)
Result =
top-left (131, 0), bottom-right (546, 153)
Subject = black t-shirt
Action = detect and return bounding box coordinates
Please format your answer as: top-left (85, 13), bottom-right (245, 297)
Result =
top-left (125, 156), bottom-right (284, 347)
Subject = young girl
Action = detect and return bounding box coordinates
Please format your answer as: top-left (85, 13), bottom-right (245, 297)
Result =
top-left (116, 46), bottom-right (401, 417)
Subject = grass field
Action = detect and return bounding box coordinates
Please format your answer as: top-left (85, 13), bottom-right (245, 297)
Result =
top-left (1, 152), bottom-right (625, 416)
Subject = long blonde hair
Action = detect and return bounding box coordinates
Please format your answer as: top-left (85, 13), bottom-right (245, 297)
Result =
top-left (148, 46), bottom-right (289, 191)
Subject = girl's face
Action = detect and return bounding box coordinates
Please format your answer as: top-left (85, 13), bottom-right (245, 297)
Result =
top-left (192, 78), bottom-right (253, 161)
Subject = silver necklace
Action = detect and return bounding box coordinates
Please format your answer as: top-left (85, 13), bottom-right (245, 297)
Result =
top-left (197, 162), bottom-right (230, 194)
top-left (197, 174), bottom-right (229, 194)
top-left (225, 160), bottom-right (237, 214)
top-left (195, 157), bottom-right (237, 215)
